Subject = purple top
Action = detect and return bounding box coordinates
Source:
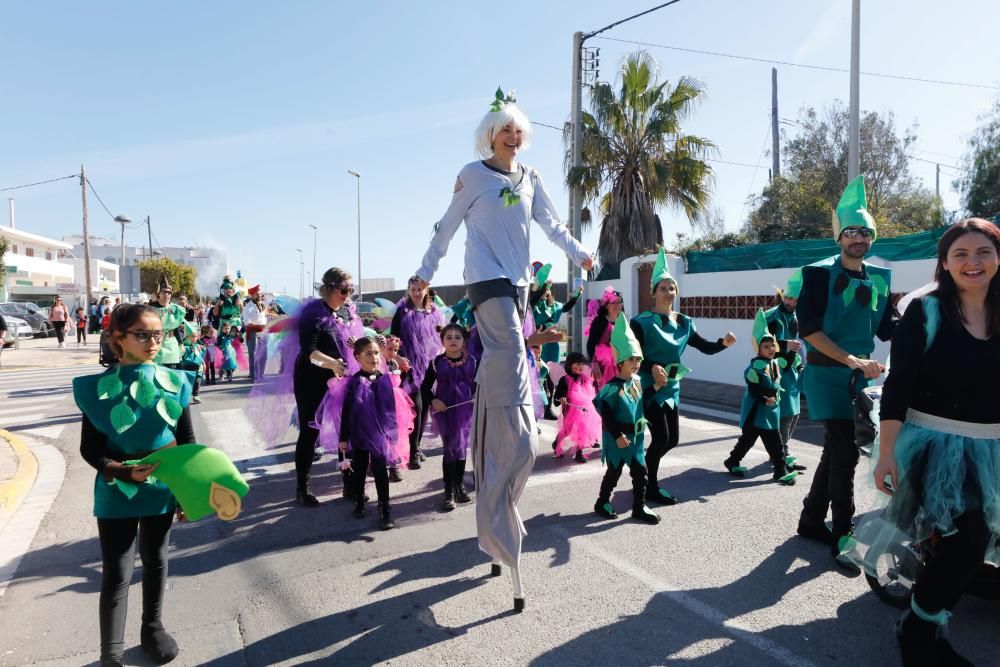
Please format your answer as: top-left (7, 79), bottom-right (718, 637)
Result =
top-left (339, 371), bottom-right (398, 462)
top-left (392, 299), bottom-right (442, 388)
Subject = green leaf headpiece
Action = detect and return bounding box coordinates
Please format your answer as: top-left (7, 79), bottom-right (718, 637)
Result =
top-left (490, 86), bottom-right (517, 112)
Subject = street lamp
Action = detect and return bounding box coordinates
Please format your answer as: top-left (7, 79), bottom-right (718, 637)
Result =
top-left (295, 248), bottom-right (304, 300)
top-left (308, 224), bottom-right (318, 296)
top-left (347, 170), bottom-right (362, 302)
top-left (114, 215), bottom-right (131, 296)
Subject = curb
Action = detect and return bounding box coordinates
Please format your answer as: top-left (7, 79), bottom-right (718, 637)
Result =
top-left (0, 429), bottom-right (38, 532)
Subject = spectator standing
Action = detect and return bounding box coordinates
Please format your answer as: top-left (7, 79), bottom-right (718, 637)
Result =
top-left (49, 295), bottom-right (71, 348)
top-left (242, 287), bottom-right (267, 382)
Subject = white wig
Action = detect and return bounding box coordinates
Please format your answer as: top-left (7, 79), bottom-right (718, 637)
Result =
top-left (473, 103), bottom-right (533, 159)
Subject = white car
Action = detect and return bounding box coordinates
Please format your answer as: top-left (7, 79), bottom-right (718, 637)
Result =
top-left (2, 316), bottom-right (32, 347)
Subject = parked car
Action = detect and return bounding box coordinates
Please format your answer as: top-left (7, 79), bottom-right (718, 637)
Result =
top-left (2, 315), bottom-right (32, 346)
top-left (0, 302), bottom-right (49, 337)
top-left (355, 301), bottom-right (377, 327)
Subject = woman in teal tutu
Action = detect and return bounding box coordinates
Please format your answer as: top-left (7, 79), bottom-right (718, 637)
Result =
top-left (863, 218), bottom-right (1000, 666)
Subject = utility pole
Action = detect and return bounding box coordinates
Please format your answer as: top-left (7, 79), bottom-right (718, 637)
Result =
top-left (309, 224), bottom-right (318, 297)
top-left (146, 216), bottom-right (153, 260)
top-left (771, 68), bottom-right (781, 179)
top-left (80, 165), bottom-right (94, 305)
top-left (847, 0), bottom-right (861, 180)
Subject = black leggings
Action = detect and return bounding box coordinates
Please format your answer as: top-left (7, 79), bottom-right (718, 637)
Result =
top-left (76, 327), bottom-right (86, 344)
top-left (53, 320), bottom-right (66, 344)
top-left (598, 457), bottom-right (648, 509)
top-left (352, 450), bottom-right (390, 504)
top-left (407, 388), bottom-right (430, 450)
top-left (913, 510), bottom-right (991, 614)
top-left (645, 400), bottom-right (680, 491)
top-left (727, 426), bottom-right (787, 474)
top-left (96, 512), bottom-right (173, 661)
top-left (293, 369), bottom-right (329, 486)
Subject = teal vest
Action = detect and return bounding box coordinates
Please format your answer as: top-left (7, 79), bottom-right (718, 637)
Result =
top-left (739, 357), bottom-right (781, 430)
top-left (74, 364), bottom-right (194, 518)
top-left (632, 311), bottom-right (695, 409)
top-left (153, 303), bottom-right (186, 365)
top-left (800, 255), bottom-right (891, 420)
top-left (532, 299), bottom-right (563, 329)
top-left (593, 376), bottom-right (647, 468)
top-left (764, 305), bottom-right (802, 416)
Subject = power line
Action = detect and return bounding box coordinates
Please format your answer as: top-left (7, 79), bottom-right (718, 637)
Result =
top-left (85, 177), bottom-right (116, 220)
top-left (596, 36), bottom-right (1000, 91)
top-left (0, 174), bottom-right (79, 193)
top-left (907, 154), bottom-right (969, 172)
top-left (533, 121), bottom-right (565, 131)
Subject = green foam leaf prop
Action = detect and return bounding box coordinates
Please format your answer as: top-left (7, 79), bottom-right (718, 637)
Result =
top-left (111, 397), bottom-right (137, 434)
top-left (156, 397), bottom-right (183, 427)
top-left (154, 366), bottom-right (181, 393)
top-left (138, 444), bottom-right (250, 521)
top-left (662, 362), bottom-right (691, 382)
top-left (97, 371), bottom-right (123, 401)
top-left (130, 376), bottom-right (158, 408)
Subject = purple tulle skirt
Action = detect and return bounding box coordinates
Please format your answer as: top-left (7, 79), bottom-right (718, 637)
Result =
top-left (429, 355), bottom-right (477, 462)
top-left (314, 372), bottom-right (410, 465)
top-left (397, 300), bottom-right (443, 389)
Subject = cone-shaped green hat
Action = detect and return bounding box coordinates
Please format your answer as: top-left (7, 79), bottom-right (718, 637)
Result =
top-left (611, 313), bottom-right (643, 364)
top-left (775, 268), bottom-right (804, 300)
top-left (750, 308), bottom-right (776, 354)
top-left (533, 262), bottom-right (552, 288)
top-left (651, 247), bottom-right (675, 292)
top-left (832, 175), bottom-right (877, 241)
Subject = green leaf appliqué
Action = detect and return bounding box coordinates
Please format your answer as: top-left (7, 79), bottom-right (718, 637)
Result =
top-left (156, 397), bottom-right (183, 427)
top-left (130, 376), bottom-right (158, 408)
top-left (97, 371), bottom-right (123, 401)
top-left (110, 398), bottom-right (137, 434)
top-left (499, 187), bottom-right (520, 207)
top-left (154, 366), bottom-right (181, 393)
top-left (746, 369), bottom-right (760, 384)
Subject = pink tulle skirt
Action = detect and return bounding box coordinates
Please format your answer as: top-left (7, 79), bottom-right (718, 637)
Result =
top-left (592, 343), bottom-right (617, 390)
top-left (555, 372), bottom-right (602, 457)
top-left (234, 338), bottom-right (249, 372)
top-left (389, 373), bottom-right (414, 467)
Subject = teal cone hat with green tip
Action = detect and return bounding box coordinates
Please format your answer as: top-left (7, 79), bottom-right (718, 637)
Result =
top-left (774, 268), bottom-right (804, 300)
top-left (611, 313), bottom-right (643, 364)
top-left (832, 175), bottom-right (877, 241)
top-left (650, 247), bottom-right (675, 293)
top-left (533, 262), bottom-right (553, 288)
top-left (750, 308), bottom-right (776, 354)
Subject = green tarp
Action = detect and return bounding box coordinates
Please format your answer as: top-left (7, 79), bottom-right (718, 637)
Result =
top-left (685, 226), bottom-right (948, 274)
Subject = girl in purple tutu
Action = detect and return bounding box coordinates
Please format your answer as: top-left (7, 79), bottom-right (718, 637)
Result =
top-left (552, 352), bottom-right (602, 462)
top-left (422, 323), bottom-right (477, 511)
top-left (391, 276), bottom-right (444, 468)
top-left (338, 335), bottom-right (400, 530)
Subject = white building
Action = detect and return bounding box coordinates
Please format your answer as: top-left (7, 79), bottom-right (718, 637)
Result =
top-left (62, 235), bottom-right (230, 296)
top-left (1, 227), bottom-right (76, 304)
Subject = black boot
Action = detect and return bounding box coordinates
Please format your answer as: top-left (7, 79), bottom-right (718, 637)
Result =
top-left (453, 459), bottom-right (471, 503)
top-left (896, 609), bottom-right (944, 667)
top-left (723, 457), bottom-right (749, 477)
top-left (441, 461), bottom-right (455, 511)
top-left (378, 501), bottom-right (395, 530)
top-left (797, 512), bottom-right (835, 546)
top-left (388, 466), bottom-right (403, 482)
top-left (353, 494), bottom-right (367, 518)
top-left (408, 442), bottom-right (422, 469)
top-left (140, 622), bottom-right (179, 664)
top-left (296, 474), bottom-right (319, 507)
top-left (341, 467), bottom-right (355, 499)
top-left (633, 475), bottom-right (661, 524)
top-left (594, 472), bottom-right (619, 519)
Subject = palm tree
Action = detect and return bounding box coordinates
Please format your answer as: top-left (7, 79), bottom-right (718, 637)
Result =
top-left (566, 50), bottom-right (716, 279)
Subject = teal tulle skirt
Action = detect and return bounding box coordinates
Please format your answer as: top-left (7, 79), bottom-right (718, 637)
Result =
top-left (853, 410), bottom-right (1000, 571)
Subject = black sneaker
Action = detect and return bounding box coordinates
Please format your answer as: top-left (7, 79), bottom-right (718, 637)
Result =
top-left (574, 450), bottom-right (587, 463)
top-left (296, 490), bottom-right (320, 507)
top-left (353, 500), bottom-right (367, 518)
top-left (594, 500), bottom-right (618, 519)
top-left (724, 459), bottom-right (749, 477)
top-left (773, 471), bottom-right (798, 486)
top-left (441, 491), bottom-right (456, 512)
top-left (797, 515), bottom-right (835, 547)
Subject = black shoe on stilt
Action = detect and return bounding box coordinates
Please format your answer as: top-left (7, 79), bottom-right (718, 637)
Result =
top-left (378, 502), bottom-right (395, 530)
top-left (140, 622), bottom-right (179, 664)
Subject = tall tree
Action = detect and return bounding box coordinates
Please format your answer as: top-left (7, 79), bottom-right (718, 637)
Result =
top-left (745, 102), bottom-right (939, 242)
top-left (955, 98), bottom-right (1000, 218)
top-left (137, 256), bottom-right (196, 297)
top-left (567, 50), bottom-right (716, 279)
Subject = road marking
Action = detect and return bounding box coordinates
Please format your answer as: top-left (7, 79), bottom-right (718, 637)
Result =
top-left (0, 405), bottom-right (52, 417)
top-left (550, 524), bottom-right (818, 667)
top-left (0, 396), bottom-right (70, 408)
top-left (0, 414), bottom-right (43, 426)
top-left (18, 425), bottom-right (68, 440)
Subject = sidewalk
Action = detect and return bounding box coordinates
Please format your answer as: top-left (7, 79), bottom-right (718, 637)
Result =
top-left (0, 430), bottom-right (38, 533)
top-left (0, 336), bottom-right (100, 370)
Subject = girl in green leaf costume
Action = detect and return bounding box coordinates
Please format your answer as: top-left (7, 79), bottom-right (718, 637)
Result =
top-left (73, 304), bottom-right (197, 666)
top-left (723, 309), bottom-right (798, 485)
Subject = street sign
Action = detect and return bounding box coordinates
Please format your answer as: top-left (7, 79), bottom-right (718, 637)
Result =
top-left (4, 266), bottom-right (16, 273)
top-left (57, 283), bottom-right (82, 294)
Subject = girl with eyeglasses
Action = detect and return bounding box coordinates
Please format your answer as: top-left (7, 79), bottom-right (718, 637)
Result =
top-left (73, 303), bottom-right (198, 666)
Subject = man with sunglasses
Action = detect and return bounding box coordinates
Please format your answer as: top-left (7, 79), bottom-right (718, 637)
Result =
top-left (151, 275), bottom-right (187, 369)
top-left (794, 176), bottom-right (897, 572)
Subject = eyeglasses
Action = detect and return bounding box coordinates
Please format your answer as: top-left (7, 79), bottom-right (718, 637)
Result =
top-left (127, 330), bottom-right (164, 343)
top-left (841, 228), bottom-right (874, 239)
top-left (337, 284), bottom-right (355, 296)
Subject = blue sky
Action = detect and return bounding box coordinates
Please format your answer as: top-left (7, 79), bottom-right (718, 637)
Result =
top-left (2, 1), bottom-right (998, 296)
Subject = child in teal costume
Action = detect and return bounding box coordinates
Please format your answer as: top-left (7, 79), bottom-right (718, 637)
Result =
top-left (74, 303), bottom-right (195, 666)
top-left (213, 276), bottom-right (243, 331)
top-left (529, 262), bottom-right (582, 364)
top-left (217, 323), bottom-right (238, 381)
top-left (723, 310), bottom-right (798, 485)
top-left (592, 316), bottom-right (665, 524)
top-left (179, 320), bottom-right (204, 404)
top-left (764, 271), bottom-right (807, 472)
top-left (151, 274), bottom-right (187, 368)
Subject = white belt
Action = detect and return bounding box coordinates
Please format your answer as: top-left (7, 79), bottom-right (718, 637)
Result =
top-left (906, 408), bottom-right (1000, 439)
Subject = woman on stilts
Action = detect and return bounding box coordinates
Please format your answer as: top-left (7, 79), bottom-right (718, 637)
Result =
top-left (413, 87), bottom-right (593, 611)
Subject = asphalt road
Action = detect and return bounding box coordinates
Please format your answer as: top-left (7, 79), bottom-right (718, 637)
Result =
top-left (1, 369), bottom-right (997, 666)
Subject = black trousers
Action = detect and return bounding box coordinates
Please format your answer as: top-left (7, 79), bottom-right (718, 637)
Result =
top-left (76, 327), bottom-right (86, 344)
top-left (352, 450), bottom-right (390, 504)
top-left (407, 388), bottom-right (430, 451)
top-left (205, 361), bottom-right (216, 384)
top-left (801, 419), bottom-right (859, 535)
top-left (293, 369), bottom-right (329, 488)
top-left (645, 400), bottom-right (680, 491)
top-left (53, 320), bottom-right (66, 343)
top-left (96, 512), bottom-right (173, 661)
top-left (913, 510), bottom-right (991, 613)
top-left (779, 414), bottom-right (800, 458)
top-left (727, 426), bottom-right (787, 474)
top-left (597, 457), bottom-right (648, 510)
